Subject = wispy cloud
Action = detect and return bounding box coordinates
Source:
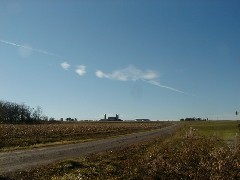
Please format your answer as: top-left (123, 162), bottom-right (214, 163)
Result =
top-left (75, 65), bottom-right (86, 76)
top-left (96, 70), bottom-right (107, 79)
top-left (96, 65), bottom-right (158, 81)
top-left (95, 65), bottom-right (184, 93)
top-left (61, 62), bottom-right (70, 70)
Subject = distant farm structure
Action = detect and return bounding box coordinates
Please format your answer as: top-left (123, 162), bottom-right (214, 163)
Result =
top-left (135, 119), bottom-right (151, 122)
top-left (180, 117), bottom-right (208, 121)
top-left (99, 114), bottom-right (152, 122)
top-left (99, 114), bottom-right (122, 121)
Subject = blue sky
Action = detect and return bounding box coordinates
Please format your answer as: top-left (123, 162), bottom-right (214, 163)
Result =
top-left (0, 0), bottom-right (240, 120)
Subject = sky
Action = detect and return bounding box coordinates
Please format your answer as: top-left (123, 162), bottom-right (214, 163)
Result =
top-left (0, 0), bottom-right (240, 120)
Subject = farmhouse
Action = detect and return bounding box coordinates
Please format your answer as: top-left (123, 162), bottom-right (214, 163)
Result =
top-left (99, 114), bottom-right (122, 121)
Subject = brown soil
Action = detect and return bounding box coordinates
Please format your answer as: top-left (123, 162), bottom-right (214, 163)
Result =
top-left (0, 123), bottom-right (180, 175)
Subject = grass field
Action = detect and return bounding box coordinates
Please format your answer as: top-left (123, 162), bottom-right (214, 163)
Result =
top-left (186, 120), bottom-right (239, 145)
top-left (1, 120), bottom-right (240, 180)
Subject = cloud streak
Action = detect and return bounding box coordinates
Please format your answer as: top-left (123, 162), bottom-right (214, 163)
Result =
top-left (0, 39), bottom-right (60, 57)
top-left (95, 65), bottom-right (184, 93)
top-left (96, 65), bottom-right (158, 81)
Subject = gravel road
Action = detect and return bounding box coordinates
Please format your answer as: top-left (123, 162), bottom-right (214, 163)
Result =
top-left (0, 123), bottom-right (180, 174)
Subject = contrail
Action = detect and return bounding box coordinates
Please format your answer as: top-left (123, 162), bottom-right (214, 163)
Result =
top-left (145, 80), bottom-right (185, 94)
top-left (0, 39), bottom-right (60, 58)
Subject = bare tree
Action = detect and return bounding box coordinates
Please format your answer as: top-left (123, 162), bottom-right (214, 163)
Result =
top-left (0, 100), bottom-right (45, 124)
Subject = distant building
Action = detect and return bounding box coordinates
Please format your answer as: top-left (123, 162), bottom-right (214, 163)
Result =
top-left (135, 119), bottom-right (150, 122)
top-left (99, 114), bottom-right (122, 121)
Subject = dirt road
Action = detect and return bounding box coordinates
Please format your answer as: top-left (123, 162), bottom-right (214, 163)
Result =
top-left (0, 123), bottom-right (180, 174)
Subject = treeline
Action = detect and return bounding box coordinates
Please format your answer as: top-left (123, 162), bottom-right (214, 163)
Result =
top-left (0, 100), bottom-right (48, 124)
top-left (180, 117), bottom-right (208, 121)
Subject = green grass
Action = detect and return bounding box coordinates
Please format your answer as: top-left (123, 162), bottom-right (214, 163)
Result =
top-left (186, 120), bottom-right (239, 140)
